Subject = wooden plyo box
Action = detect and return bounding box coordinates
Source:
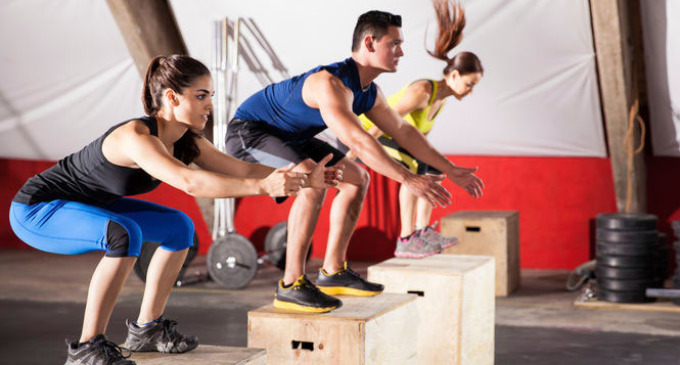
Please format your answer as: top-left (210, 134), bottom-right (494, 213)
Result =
top-left (367, 255), bottom-right (495, 365)
top-left (248, 293), bottom-right (418, 365)
top-left (441, 210), bottom-right (520, 296)
top-left (129, 345), bottom-right (266, 364)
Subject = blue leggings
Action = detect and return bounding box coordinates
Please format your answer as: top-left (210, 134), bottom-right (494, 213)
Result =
top-left (9, 198), bottom-right (194, 257)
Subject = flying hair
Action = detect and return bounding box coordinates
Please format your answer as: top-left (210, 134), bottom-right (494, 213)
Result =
top-left (427, 0), bottom-right (466, 61)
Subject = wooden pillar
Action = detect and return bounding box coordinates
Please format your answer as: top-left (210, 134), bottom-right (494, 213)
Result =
top-left (106, 0), bottom-right (187, 74)
top-left (590, 0), bottom-right (647, 213)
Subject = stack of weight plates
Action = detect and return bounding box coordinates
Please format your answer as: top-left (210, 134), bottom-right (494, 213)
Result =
top-left (672, 221), bottom-right (680, 305)
top-left (596, 213), bottom-right (658, 303)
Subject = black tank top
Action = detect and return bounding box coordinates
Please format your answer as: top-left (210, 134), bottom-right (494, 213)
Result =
top-left (14, 117), bottom-right (183, 207)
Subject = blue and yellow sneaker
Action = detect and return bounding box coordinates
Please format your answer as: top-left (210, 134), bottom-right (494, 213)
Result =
top-left (316, 262), bottom-right (384, 297)
top-left (274, 275), bottom-right (342, 313)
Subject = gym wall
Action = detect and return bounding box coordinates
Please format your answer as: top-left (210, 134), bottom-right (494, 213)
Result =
top-left (1, 0), bottom-right (679, 269)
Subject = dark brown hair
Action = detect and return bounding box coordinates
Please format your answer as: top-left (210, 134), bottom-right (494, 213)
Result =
top-left (352, 10), bottom-right (402, 52)
top-left (428, 0), bottom-right (483, 76)
top-left (142, 55), bottom-right (210, 165)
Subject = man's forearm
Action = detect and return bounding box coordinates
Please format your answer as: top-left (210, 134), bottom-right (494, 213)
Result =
top-left (392, 125), bottom-right (456, 175)
top-left (348, 134), bottom-right (413, 183)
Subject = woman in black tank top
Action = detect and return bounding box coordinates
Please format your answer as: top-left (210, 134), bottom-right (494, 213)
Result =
top-left (9, 55), bottom-right (342, 364)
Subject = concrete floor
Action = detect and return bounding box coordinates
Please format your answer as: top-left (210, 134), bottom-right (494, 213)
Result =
top-left (1, 249), bottom-right (680, 364)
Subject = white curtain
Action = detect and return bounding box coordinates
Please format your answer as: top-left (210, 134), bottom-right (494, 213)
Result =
top-left (0, 0), bottom-right (609, 160)
top-left (0, 0), bottom-right (143, 160)
top-left (641, 0), bottom-right (680, 157)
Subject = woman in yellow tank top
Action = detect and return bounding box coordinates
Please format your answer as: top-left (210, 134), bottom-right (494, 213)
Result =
top-left (354, 0), bottom-right (484, 258)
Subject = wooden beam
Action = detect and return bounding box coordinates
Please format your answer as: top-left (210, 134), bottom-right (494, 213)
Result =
top-left (106, 0), bottom-right (187, 75)
top-left (590, 0), bottom-right (647, 213)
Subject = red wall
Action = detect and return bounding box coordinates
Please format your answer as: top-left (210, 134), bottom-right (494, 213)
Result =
top-left (1, 159), bottom-right (212, 255)
top-left (3, 156), bottom-right (680, 269)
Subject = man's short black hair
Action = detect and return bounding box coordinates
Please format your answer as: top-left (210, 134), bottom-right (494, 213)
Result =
top-left (352, 10), bottom-right (402, 52)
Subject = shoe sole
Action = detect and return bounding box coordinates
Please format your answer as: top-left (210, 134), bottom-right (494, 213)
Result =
top-left (122, 342), bottom-right (199, 354)
top-left (273, 299), bottom-right (337, 313)
top-left (317, 286), bottom-right (383, 297)
top-left (394, 250), bottom-right (439, 259)
top-left (440, 239), bottom-right (458, 249)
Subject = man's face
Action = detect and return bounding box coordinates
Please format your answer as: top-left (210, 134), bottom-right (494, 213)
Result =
top-left (370, 26), bottom-right (404, 72)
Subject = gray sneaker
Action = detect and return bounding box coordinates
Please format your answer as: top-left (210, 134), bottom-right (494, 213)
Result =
top-left (395, 231), bottom-right (441, 258)
top-left (122, 317), bottom-right (198, 354)
top-left (65, 334), bottom-right (135, 365)
top-left (420, 222), bottom-right (458, 249)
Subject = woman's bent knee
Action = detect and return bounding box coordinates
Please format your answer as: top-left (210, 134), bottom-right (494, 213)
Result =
top-left (159, 210), bottom-right (195, 251)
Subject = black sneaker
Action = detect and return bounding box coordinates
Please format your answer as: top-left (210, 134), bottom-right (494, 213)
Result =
top-left (273, 274), bottom-right (342, 313)
top-left (122, 317), bottom-right (198, 354)
top-left (65, 334), bottom-right (135, 365)
top-left (316, 262), bottom-right (384, 296)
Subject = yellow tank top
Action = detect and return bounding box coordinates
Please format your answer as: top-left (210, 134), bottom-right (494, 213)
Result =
top-left (359, 79), bottom-right (445, 137)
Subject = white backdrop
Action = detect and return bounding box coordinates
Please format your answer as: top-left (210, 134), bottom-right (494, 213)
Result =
top-left (0, 1), bottom-right (143, 160)
top-left (171, 0), bottom-right (606, 157)
top-left (3, 0), bottom-right (677, 160)
top-left (641, 0), bottom-right (680, 157)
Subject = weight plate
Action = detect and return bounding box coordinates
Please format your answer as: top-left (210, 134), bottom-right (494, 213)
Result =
top-left (264, 222), bottom-right (288, 271)
top-left (672, 221), bottom-right (680, 236)
top-left (596, 255), bottom-right (654, 268)
top-left (596, 241), bottom-right (657, 257)
top-left (207, 234), bottom-right (258, 289)
top-left (598, 278), bottom-right (653, 291)
top-left (596, 213), bottom-right (657, 231)
top-left (596, 229), bottom-right (658, 243)
top-left (134, 234), bottom-right (199, 285)
top-left (599, 288), bottom-right (655, 303)
top-left (264, 221), bottom-right (313, 271)
top-left (596, 266), bottom-right (655, 280)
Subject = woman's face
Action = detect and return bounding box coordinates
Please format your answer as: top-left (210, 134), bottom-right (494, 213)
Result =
top-left (172, 75), bottom-right (214, 130)
top-left (446, 70), bottom-right (482, 99)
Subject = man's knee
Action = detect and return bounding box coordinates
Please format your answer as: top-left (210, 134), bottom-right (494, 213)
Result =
top-left (352, 168), bottom-right (370, 196)
top-left (358, 168), bottom-right (370, 189)
top-left (292, 158), bottom-right (317, 174)
top-left (293, 186), bottom-right (326, 212)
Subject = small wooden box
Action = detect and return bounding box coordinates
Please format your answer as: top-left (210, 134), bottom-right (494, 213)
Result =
top-left (129, 345), bottom-right (266, 364)
top-left (368, 255), bottom-right (495, 365)
top-left (248, 293), bottom-right (418, 364)
top-left (441, 210), bottom-right (520, 296)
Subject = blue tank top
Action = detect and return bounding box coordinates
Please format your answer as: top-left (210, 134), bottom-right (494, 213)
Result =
top-left (233, 57), bottom-right (377, 143)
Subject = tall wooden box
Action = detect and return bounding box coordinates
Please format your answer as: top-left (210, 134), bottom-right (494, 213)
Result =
top-left (368, 255), bottom-right (495, 365)
top-left (248, 293), bottom-right (418, 364)
top-left (129, 345), bottom-right (266, 364)
top-left (441, 210), bottom-right (520, 296)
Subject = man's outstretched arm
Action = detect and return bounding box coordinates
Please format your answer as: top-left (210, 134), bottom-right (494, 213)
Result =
top-left (303, 71), bottom-right (452, 207)
top-left (365, 87), bottom-right (484, 198)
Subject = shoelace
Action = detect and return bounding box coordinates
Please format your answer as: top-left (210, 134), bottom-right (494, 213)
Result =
top-left (95, 338), bottom-right (131, 363)
top-left (160, 319), bottom-right (187, 348)
top-left (294, 276), bottom-right (323, 294)
top-left (340, 266), bottom-right (363, 281)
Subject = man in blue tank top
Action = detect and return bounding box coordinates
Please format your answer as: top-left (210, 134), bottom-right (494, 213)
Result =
top-left (226, 10), bottom-right (484, 312)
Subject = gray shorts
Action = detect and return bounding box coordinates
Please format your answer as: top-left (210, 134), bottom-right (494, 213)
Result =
top-left (225, 118), bottom-right (346, 168)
